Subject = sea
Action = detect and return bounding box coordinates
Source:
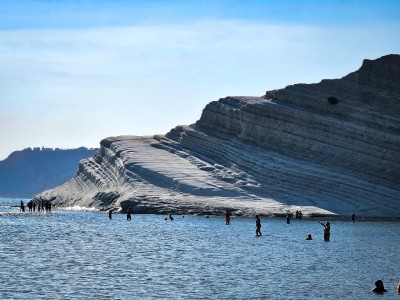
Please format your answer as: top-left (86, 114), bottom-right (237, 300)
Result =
top-left (0, 198), bottom-right (399, 300)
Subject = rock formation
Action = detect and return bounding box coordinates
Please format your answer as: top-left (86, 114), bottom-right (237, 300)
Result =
top-left (33, 55), bottom-right (400, 217)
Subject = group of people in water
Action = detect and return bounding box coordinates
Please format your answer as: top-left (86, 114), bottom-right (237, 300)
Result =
top-left (19, 200), bottom-right (52, 213)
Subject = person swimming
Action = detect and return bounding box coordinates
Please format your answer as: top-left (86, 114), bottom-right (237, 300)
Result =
top-left (305, 234), bottom-right (313, 240)
top-left (165, 214), bottom-right (174, 220)
top-left (372, 280), bottom-right (387, 293)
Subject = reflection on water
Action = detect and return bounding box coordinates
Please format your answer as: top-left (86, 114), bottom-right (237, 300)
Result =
top-left (1, 198), bottom-right (399, 300)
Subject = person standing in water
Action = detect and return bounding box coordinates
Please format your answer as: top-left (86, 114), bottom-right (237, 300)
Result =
top-left (351, 213), bottom-right (356, 223)
top-left (255, 215), bottom-right (262, 236)
top-left (126, 207), bottom-right (132, 221)
top-left (286, 214), bottom-right (291, 224)
top-left (319, 221), bottom-right (330, 241)
top-left (20, 200), bottom-right (25, 213)
top-left (225, 209), bottom-right (232, 225)
top-left (109, 209), bottom-right (113, 220)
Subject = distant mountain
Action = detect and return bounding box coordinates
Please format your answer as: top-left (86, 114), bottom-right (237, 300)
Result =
top-left (0, 147), bottom-right (98, 198)
top-left (34, 55), bottom-right (400, 217)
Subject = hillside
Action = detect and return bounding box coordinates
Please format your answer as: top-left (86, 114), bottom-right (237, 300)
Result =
top-left (0, 147), bottom-right (98, 198)
top-left (33, 55), bottom-right (400, 217)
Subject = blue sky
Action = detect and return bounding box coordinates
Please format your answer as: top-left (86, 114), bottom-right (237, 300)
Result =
top-left (0, 0), bottom-right (399, 160)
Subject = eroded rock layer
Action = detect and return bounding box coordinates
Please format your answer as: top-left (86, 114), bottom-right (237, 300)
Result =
top-left (34, 55), bottom-right (400, 217)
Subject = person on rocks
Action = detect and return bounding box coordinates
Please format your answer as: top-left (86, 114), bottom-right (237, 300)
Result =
top-left (33, 202), bottom-right (36, 212)
top-left (319, 221), bottom-right (330, 241)
top-left (255, 215), bottom-right (262, 236)
top-left (372, 280), bottom-right (387, 293)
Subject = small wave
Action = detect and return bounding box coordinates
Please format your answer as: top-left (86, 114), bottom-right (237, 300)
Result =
top-left (62, 206), bottom-right (98, 212)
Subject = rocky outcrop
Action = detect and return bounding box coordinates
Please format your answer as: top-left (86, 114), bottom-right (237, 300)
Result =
top-left (34, 55), bottom-right (400, 217)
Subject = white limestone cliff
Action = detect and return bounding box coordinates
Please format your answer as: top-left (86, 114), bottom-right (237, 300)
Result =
top-left (33, 55), bottom-right (400, 217)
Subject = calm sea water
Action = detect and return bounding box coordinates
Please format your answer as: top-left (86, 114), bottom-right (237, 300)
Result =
top-left (1, 198), bottom-right (399, 300)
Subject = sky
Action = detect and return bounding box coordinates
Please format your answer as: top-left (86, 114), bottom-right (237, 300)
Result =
top-left (0, 0), bottom-right (399, 160)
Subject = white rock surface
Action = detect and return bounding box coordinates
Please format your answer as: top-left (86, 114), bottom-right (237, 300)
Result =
top-left (34, 55), bottom-right (400, 217)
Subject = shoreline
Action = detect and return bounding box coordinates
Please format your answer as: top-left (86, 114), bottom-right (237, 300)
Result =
top-left (40, 206), bottom-right (400, 221)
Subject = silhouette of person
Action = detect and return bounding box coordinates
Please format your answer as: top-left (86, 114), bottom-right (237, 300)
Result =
top-left (255, 215), bottom-right (262, 236)
top-left (286, 214), bottom-right (291, 224)
top-left (351, 213), bottom-right (356, 223)
top-left (33, 202), bottom-right (36, 212)
top-left (319, 221), bottom-right (330, 241)
top-left (168, 214), bottom-right (174, 220)
top-left (109, 209), bottom-right (113, 220)
top-left (20, 200), bottom-right (25, 213)
top-left (126, 207), bottom-right (132, 221)
top-left (225, 210), bottom-right (232, 225)
top-left (372, 280), bottom-right (387, 293)
top-left (27, 201), bottom-right (33, 212)
top-left (324, 222), bottom-right (330, 241)
top-left (295, 210), bottom-right (299, 219)
top-left (305, 234), bottom-right (313, 240)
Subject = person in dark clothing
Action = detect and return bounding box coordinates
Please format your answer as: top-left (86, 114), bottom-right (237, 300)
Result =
top-left (27, 201), bottom-right (33, 212)
top-left (225, 210), bottom-right (232, 225)
top-left (319, 221), bottom-right (330, 241)
top-left (255, 215), bottom-right (262, 236)
top-left (286, 214), bottom-right (291, 224)
top-left (372, 280), bottom-right (387, 293)
top-left (126, 207), bottom-right (132, 221)
top-left (20, 200), bottom-right (25, 213)
top-left (351, 213), bottom-right (356, 223)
